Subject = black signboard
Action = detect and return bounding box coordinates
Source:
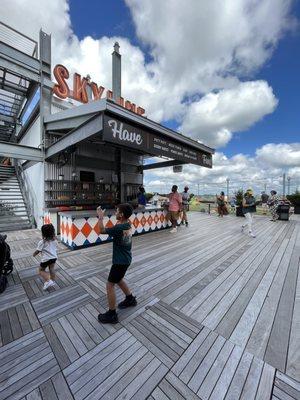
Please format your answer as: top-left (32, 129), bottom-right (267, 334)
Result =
top-left (103, 115), bottom-right (212, 168)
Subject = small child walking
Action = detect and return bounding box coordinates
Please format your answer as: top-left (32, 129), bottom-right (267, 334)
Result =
top-left (97, 203), bottom-right (137, 324)
top-left (33, 224), bottom-right (57, 290)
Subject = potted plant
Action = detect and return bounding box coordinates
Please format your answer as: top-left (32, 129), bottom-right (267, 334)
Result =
top-left (235, 189), bottom-right (244, 217)
top-left (287, 190), bottom-right (300, 214)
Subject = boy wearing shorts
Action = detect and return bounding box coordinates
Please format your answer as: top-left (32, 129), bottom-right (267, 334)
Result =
top-left (97, 203), bottom-right (137, 324)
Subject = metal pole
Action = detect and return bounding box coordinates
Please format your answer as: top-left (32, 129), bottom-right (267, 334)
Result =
top-left (287, 177), bottom-right (291, 195)
top-left (226, 178), bottom-right (229, 200)
top-left (283, 173), bottom-right (286, 196)
top-left (112, 42), bottom-right (121, 101)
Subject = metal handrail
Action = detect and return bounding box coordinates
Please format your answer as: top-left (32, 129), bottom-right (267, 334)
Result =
top-left (15, 161), bottom-right (37, 228)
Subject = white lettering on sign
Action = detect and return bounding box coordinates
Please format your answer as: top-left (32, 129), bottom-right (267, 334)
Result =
top-left (108, 119), bottom-right (143, 146)
top-left (202, 154), bottom-right (212, 166)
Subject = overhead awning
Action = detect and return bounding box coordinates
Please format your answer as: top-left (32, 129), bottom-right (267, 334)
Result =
top-left (44, 99), bottom-right (214, 168)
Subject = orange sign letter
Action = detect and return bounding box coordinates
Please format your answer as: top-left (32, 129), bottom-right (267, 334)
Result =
top-left (73, 73), bottom-right (89, 103)
top-left (53, 64), bottom-right (69, 99)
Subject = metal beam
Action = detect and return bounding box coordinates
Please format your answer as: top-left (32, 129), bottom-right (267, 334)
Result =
top-left (45, 114), bottom-right (94, 131)
top-left (0, 114), bottom-right (15, 123)
top-left (140, 160), bottom-right (186, 170)
top-left (44, 98), bottom-right (106, 123)
top-left (0, 141), bottom-right (43, 161)
top-left (45, 115), bottom-right (103, 159)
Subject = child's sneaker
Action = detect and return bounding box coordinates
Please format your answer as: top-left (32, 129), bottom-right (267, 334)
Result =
top-left (43, 280), bottom-right (54, 290)
top-left (98, 310), bottom-right (118, 324)
top-left (249, 231), bottom-right (256, 238)
top-left (118, 295), bottom-right (137, 309)
top-left (170, 227), bottom-right (177, 233)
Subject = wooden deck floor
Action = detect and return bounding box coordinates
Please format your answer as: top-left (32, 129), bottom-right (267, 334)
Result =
top-left (1, 213), bottom-right (300, 399)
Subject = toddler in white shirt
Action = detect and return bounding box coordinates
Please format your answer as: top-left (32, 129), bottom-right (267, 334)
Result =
top-left (33, 224), bottom-right (57, 290)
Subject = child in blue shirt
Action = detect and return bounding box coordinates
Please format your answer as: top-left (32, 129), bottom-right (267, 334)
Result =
top-left (97, 203), bottom-right (137, 324)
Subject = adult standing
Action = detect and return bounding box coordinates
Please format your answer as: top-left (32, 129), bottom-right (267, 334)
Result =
top-left (241, 189), bottom-right (256, 237)
top-left (268, 190), bottom-right (279, 221)
top-left (216, 191), bottom-right (228, 217)
top-left (168, 185), bottom-right (182, 233)
top-left (261, 191), bottom-right (269, 215)
top-left (181, 186), bottom-right (190, 227)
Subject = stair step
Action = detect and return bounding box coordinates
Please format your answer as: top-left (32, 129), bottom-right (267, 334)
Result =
top-left (0, 167), bottom-right (15, 171)
top-left (0, 216), bottom-right (30, 223)
top-left (0, 224), bottom-right (31, 232)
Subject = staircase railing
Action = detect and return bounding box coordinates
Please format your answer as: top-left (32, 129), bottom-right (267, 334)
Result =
top-left (15, 161), bottom-right (37, 228)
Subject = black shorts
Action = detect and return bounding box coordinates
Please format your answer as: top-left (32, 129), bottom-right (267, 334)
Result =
top-left (108, 264), bottom-right (130, 283)
top-left (40, 258), bottom-right (57, 270)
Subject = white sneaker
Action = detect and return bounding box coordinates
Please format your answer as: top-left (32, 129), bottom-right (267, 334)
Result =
top-left (43, 280), bottom-right (55, 290)
top-left (249, 232), bottom-right (256, 238)
top-left (170, 227), bottom-right (177, 233)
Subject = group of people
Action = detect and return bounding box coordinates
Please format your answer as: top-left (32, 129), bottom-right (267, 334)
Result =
top-left (167, 185), bottom-right (190, 233)
top-left (33, 184), bottom-right (288, 325)
top-left (33, 185), bottom-right (191, 324)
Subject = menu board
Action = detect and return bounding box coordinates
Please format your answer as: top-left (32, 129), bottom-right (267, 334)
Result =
top-left (102, 115), bottom-right (212, 168)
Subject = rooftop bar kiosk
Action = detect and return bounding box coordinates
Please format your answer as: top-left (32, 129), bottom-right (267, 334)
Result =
top-left (42, 44), bottom-right (214, 249)
top-left (0, 26), bottom-right (214, 249)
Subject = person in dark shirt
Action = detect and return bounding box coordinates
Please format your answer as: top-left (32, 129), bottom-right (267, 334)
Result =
top-left (137, 186), bottom-right (147, 207)
top-left (97, 203), bottom-right (137, 324)
top-left (261, 191), bottom-right (269, 215)
top-left (241, 189), bottom-right (256, 237)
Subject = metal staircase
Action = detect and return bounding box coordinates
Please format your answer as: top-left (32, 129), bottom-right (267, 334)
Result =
top-left (0, 165), bottom-right (32, 231)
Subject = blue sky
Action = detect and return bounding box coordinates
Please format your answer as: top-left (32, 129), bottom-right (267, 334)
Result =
top-left (69, 0), bottom-right (300, 159)
top-left (4, 0), bottom-right (298, 193)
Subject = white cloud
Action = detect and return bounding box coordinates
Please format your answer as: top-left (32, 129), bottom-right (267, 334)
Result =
top-left (180, 81), bottom-right (278, 147)
top-left (144, 142), bottom-right (300, 194)
top-left (256, 143), bottom-right (300, 167)
top-left (1, 0), bottom-right (299, 188)
top-left (2, 0), bottom-right (295, 144)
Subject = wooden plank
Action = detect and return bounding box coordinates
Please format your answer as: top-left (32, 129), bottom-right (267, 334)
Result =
top-left (39, 379), bottom-right (59, 400)
top-left (188, 335), bottom-right (226, 392)
top-left (50, 319), bottom-right (79, 363)
top-left (197, 340), bottom-right (234, 399)
top-left (240, 356), bottom-right (264, 400)
top-left (179, 331), bottom-right (218, 384)
top-left (172, 326), bottom-right (211, 377)
top-left (126, 321), bottom-right (174, 368)
top-left (102, 351), bottom-right (155, 399)
top-left (74, 341), bottom-right (145, 400)
top-left (264, 227), bottom-right (299, 371)
top-left (230, 237), bottom-right (290, 348)
top-left (255, 362), bottom-right (275, 400)
top-left (272, 387), bottom-right (296, 400)
top-left (224, 351), bottom-right (253, 400)
top-left (164, 372), bottom-right (201, 400)
top-left (26, 388), bottom-right (42, 400)
top-left (216, 229), bottom-right (285, 339)
top-left (43, 324), bottom-right (71, 370)
top-left (64, 328), bottom-right (129, 378)
top-left (130, 363), bottom-right (169, 400)
top-left (209, 345), bottom-right (243, 400)
top-left (51, 372), bottom-right (74, 400)
top-left (116, 357), bottom-right (167, 400)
